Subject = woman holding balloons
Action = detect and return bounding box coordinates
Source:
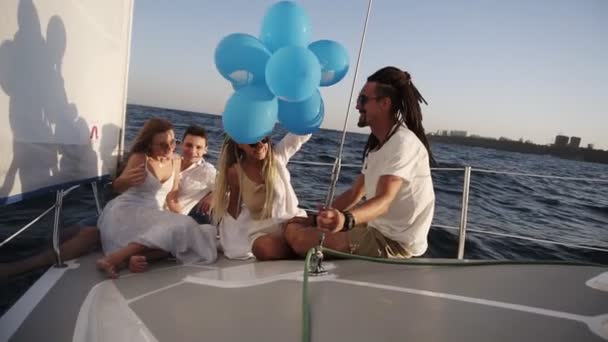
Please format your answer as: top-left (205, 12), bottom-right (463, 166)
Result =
top-left (211, 132), bottom-right (310, 260)
top-left (212, 1), bottom-right (350, 260)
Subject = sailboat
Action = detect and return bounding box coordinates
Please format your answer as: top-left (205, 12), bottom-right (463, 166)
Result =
top-left (1, 1), bottom-right (607, 341)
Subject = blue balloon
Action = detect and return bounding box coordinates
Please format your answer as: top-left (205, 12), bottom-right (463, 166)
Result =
top-left (294, 99), bottom-right (324, 135)
top-left (278, 90), bottom-right (320, 124)
top-left (265, 46), bottom-right (321, 102)
top-left (308, 40), bottom-right (349, 86)
top-left (260, 1), bottom-right (311, 52)
top-left (222, 85), bottom-right (278, 144)
top-left (215, 33), bottom-right (271, 88)
top-left (278, 91), bottom-right (324, 135)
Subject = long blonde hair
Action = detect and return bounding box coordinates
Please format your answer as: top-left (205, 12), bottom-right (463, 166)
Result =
top-left (212, 136), bottom-right (276, 223)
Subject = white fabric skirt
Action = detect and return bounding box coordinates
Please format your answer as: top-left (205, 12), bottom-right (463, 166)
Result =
top-left (98, 201), bottom-right (217, 264)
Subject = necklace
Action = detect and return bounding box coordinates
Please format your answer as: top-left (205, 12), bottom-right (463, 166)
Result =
top-left (379, 124), bottom-right (400, 149)
top-left (364, 124), bottom-right (400, 171)
top-left (149, 156), bottom-right (165, 167)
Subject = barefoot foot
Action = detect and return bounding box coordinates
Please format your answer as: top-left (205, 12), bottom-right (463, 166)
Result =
top-left (96, 258), bottom-right (118, 278)
top-left (128, 255), bottom-right (148, 273)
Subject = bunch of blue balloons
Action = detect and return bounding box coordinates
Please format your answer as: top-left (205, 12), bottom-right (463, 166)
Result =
top-left (215, 1), bottom-right (349, 143)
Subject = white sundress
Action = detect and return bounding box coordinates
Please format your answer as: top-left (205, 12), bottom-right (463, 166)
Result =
top-left (97, 159), bottom-right (217, 264)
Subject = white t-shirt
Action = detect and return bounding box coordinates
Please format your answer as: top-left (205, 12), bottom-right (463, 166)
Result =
top-left (362, 125), bottom-right (435, 256)
top-left (178, 160), bottom-right (216, 215)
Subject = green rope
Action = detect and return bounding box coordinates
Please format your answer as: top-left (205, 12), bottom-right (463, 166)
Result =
top-left (301, 249), bottom-right (313, 342)
top-left (321, 248), bottom-right (602, 266)
top-left (300, 247), bottom-right (600, 342)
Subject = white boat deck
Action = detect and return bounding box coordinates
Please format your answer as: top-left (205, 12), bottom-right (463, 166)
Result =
top-left (4, 251), bottom-right (608, 342)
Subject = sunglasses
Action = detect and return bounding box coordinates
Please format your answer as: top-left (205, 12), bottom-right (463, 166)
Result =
top-left (248, 137), bottom-right (270, 147)
top-left (357, 94), bottom-right (382, 106)
top-left (152, 139), bottom-right (180, 150)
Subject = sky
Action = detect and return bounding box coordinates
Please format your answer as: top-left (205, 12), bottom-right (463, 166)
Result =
top-left (126, 0), bottom-right (608, 149)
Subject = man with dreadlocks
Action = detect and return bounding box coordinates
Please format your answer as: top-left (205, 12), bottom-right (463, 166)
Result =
top-left (285, 66), bottom-right (435, 259)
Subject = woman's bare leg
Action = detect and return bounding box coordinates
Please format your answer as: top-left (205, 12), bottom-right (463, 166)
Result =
top-left (96, 242), bottom-right (148, 278)
top-left (128, 249), bottom-right (171, 273)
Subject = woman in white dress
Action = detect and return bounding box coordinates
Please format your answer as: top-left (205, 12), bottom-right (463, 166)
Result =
top-left (96, 118), bottom-right (216, 278)
top-left (212, 133), bottom-right (310, 261)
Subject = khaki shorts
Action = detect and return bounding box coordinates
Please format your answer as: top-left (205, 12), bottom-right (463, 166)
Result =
top-left (347, 224), bottom-right (412, 259)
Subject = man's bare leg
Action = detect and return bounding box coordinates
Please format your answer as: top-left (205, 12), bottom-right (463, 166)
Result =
top-left (0, 226), bottom-right (99, 278)
top-left (252, 231), bottom-right (296, 261)
top-left (284, 222), bottom-right (350, 257)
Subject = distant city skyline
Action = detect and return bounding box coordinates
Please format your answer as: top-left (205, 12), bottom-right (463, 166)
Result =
top-left (430, 129), bottom-right (599, 149)
top-left (127, 0), bottom-right (608, 149)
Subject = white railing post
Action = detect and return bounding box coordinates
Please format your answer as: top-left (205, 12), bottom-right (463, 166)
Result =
top-left (52, 190), bottom-right (66, 268)
top-left (457, 166), bottom-right (472, 259)
top-left (91, 181), bottom-right (102, 215)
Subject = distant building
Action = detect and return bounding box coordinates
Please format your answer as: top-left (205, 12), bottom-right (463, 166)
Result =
top-left (449, 130), bottom-right (467, 137)
top-left (588, 143), bottom-right (595, 150)
top-left (471, 135), bottom-right (497, 140)
top-left (569, 136), bottom-right (581, 148)
top-left (554, 135), bottom-right (569, 147)
top-left (499, 136), bottom-right (513, 141)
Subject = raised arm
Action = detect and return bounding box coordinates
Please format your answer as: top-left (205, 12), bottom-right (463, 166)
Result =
top-left (112, 153), bottom-right (147, 193)
top-left (165, 158), bottom-right (183, 213)
top-left (273, 133), bottom-right (311, 164)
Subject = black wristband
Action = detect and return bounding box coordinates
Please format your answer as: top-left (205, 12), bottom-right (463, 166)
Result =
top-left (341, 210), bottom-right (355, 231)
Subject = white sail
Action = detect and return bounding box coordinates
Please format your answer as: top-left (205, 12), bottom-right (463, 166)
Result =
top-left (0, 0), bottom-right (133, 205)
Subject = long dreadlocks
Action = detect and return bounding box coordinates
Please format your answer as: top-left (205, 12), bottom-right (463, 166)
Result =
top-left (363, 66), bottom-right (435, 166)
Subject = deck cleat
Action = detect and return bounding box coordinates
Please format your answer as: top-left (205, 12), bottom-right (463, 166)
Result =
top-left (308, 233), bottom-right (328, 276)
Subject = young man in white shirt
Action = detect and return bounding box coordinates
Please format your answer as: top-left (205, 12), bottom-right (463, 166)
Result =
top-left (177, 125), bottom-right (216, 224)
top-left (285, 66), bottom-right (436, 258)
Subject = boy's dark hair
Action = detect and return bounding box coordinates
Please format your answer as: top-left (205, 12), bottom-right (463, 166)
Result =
top-left (183, 125), bottom-right (208, 142)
